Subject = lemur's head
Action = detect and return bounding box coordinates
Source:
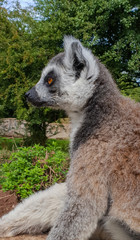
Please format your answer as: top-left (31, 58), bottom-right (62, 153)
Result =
top-left (25, 36), bottom-right (99, 114)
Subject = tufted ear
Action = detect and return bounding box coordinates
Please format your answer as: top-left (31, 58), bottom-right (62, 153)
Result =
top-left (64, 36), bottom-right (99, 80)
top-left (64, 36), bottom-right (87, 79)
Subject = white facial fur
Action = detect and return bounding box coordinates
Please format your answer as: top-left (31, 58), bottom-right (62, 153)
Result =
top-left (35, 36), bottom-right (99, 116)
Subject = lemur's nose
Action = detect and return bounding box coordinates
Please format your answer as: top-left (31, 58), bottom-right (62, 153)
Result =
top-left (25, 87), bottom-right (36, 100)
top-left (25, 91), bottom-right (30, 99)
top-left (25, 86), bottom-right (46, 107)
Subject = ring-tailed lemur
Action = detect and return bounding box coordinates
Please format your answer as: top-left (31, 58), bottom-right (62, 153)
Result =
top-left (0, 36), bottom-right (140, 240)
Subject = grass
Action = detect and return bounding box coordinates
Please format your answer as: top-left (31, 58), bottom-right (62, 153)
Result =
top-left (0, 137), bottom-right (23, 151)
top-left (0, 137), bottom-right (24, 165)
top-left (0, 137), bottom-right (69, 151)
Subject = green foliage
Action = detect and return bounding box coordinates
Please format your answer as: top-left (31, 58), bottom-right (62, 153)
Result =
top-left (121, 87), bottom-right (140, 102)
top-left (47, 139), bottom-right (69, 153)
top-left (1, 143), bottom-right (69, 199)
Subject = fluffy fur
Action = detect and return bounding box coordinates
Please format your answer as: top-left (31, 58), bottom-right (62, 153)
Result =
top-left (0, 183), bottom-right (66, 236)
top-left (0, 36), bottom-right (139, 240)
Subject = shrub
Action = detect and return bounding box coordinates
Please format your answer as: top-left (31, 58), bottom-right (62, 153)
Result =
top-left (1, 143), bottom-right (69, 199)
top-left (47, 139), bottom-right (69, 153)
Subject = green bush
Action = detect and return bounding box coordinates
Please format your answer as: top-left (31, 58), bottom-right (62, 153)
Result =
top-left (1, 143), bottom-right (69, 199)
top-left (47, 139), bottom-right (69, 153)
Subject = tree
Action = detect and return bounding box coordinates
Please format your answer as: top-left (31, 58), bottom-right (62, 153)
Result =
top-left (0, 4), bottom-right (65, 144)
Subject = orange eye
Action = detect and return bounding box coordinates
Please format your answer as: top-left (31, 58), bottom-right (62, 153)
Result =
top-left (48, 78), bottom-right (53, 85)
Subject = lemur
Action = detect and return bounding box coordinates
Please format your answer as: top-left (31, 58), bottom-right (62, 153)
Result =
top-left (0, 36), bottom-right (140, 240)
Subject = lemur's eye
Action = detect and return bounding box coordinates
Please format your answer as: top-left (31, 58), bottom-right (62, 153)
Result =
top-left (47, 78), bottom-right (53, 86)
top-left (44, 70), bottom-right (56, 86)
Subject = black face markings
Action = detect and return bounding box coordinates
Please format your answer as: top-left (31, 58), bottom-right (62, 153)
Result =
top-left (44, 69), bottom-right (60, 95)
top-left (44, 70), bottom-right (57, 87)
top-left (49, 87), bottom-right (57, 94)
top-left (87, 75), bottom-right (93, 80)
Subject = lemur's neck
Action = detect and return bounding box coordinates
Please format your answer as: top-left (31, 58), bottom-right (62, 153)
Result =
top-left (69, 111), bottom-right (84, 151)
top-left (69, 78), bottom-right (121, 155)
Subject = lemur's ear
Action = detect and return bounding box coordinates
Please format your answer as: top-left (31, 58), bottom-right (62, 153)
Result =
top-left (64, 36), bottom-right (99, 80)
top-left (64, 36), bottom-right (87, 79)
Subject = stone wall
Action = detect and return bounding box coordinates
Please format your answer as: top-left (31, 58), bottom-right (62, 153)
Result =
top-left (0, 118), bottom-right (70, 139)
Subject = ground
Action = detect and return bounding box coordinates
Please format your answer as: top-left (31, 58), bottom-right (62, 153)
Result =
top-left (0, 189), bottom-right (47, 240)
